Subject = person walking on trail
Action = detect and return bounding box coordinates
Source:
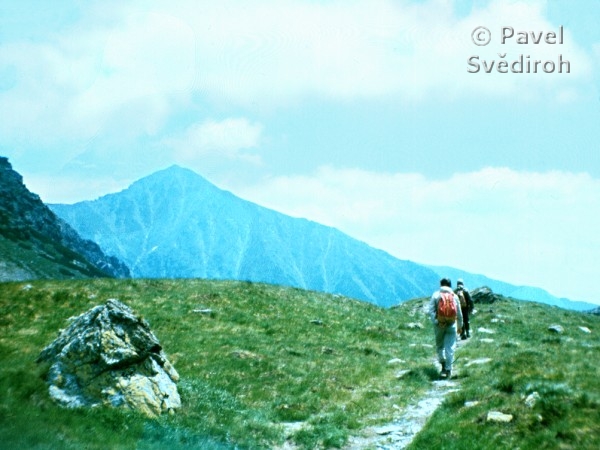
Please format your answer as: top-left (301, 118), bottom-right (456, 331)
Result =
top-left (429, 278), bottom-right (463, 379)
top-left (455, 278), bottom-right (474, 340)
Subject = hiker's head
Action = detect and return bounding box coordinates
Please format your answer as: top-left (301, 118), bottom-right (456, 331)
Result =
top-left (440, 278), bottom-right (452, 288)
top-left (457, 279), bottom-right (464, 288)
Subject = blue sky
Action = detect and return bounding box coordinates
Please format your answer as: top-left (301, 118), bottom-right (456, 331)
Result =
top-left (1, 0), bottom-right (599, 303)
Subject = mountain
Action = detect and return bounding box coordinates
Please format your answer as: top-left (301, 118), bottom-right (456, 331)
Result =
top-left (428, 265), bottom-right (596, 312)
top-left (50, 165), bottom-right (439, 307)
top-left (0, 157), bottom-right (130, 281)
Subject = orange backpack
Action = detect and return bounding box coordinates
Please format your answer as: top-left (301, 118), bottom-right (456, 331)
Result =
top-left (437, 291), bottom-right (457, 324)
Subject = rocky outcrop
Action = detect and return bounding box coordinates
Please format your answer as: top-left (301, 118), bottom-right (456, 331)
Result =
top-left (37, 299), bottom-right (180, 417)
top-left (0, 156), bottom-right (130, 279)
top-left (471, 286), bottom-right (503, 304)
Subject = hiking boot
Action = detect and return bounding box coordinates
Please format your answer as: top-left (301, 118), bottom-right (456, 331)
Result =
top-left (439, 361), bottom-right (447, 378)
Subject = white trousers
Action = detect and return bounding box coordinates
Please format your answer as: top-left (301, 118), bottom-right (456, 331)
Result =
top-left (434, 323), bottom-right (457, 371)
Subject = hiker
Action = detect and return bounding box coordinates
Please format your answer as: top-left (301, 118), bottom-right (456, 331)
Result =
top-left (429, 278), bottom-right (463, 378)
top-left (455, 279), bottom-right (474, 340)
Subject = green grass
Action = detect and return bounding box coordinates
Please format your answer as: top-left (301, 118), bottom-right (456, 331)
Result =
top-left (410, 301), bottom-right (600, 450)
top-left (0, 279), bottom-right (598, 449)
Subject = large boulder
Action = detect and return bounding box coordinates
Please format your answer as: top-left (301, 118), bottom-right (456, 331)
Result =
top-left (37, 299), bottom-right (180, 417)
top-left (471, 286), bottom-right (503, 304)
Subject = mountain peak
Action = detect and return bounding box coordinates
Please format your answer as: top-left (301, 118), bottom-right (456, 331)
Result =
top-left (130, 164), bottom-right (223, 194)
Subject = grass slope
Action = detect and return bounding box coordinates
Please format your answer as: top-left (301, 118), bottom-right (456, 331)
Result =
top-left (0, 279), bottom-right (598, 449)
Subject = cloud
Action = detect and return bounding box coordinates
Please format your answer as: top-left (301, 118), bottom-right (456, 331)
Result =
top-left (231, 166), bottom-right (600, 302)
top-left (166, 118), bottom-right (264, 166)
top-left (0, 0), bottom-right (594, 151)
top-left (0, 6), bottom-right (195, 154)
top-left (162, 0), bottom-right (593, 103)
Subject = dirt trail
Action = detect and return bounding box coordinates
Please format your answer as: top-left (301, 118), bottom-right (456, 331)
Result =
top-left (344, 377), bottom-right (460, 449)
top-left (344, 337), bottom-right (470, 449)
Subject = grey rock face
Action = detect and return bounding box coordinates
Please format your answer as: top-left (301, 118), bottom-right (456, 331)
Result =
top-left (37, 299), bottom-right (180, 416)
top-left (0, 156), bottom-right (130, 279)
top-left (471, 286), bottom-right (503, 304)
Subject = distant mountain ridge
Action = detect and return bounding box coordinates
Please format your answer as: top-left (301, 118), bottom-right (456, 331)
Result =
top-left (50, 165), bottom-right (595, 311)
top-left (428, 265), bottom-right (596, 312)
top-left (50, 165), bottom-right (439, 307)
top-left (0, 157), bottom-right (130, 280)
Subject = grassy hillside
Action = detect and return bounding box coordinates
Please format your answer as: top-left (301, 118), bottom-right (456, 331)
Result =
top-left (0, 279), bottom-right (598, 449)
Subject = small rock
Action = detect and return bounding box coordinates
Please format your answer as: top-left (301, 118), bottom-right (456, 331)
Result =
top-left (479, 338), bottom-right (495, 343)
top-left (465, 358), bottom-right (492, 367)
top-left (310, 319), bottom-right (324, 326)
top-left (375, 425), bottom-right (403, 435)
top-left (548, 324), bottom-right (564, 334)
top-left (193, 308), bottom-right (214, 316)
top-left (478, 327), bottom-right (495, 334)
top-left (22, 283), bottom-right (33, 291)
top-left (406, 322), bottom-right (424, 330)
top-left (387, 358), bottom-right (406, 365)
top-left (487, 411), bottom-right (513, 423)
top-left (578, 326), bottom-right (591, 334)
top-left (525, 392), bottom-right (540, 408)
top-left (464, 401), bottom-right (480, 408)
top-left (395, 370), bottom-right (411, 379)
top-left (231, 350), bottom-right (262, 360)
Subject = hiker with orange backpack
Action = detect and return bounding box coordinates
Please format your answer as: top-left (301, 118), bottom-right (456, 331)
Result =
top-left (428, 278), bottom-right (463, 378)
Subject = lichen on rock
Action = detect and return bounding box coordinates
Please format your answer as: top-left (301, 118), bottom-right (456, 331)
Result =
top-left (37, 299), bottom-right (180, 417)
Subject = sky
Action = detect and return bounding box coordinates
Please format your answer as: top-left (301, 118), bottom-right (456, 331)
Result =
top-left (1, 0), bottom-right (599, 303)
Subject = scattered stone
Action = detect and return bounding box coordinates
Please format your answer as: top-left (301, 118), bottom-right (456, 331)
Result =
top-left (548, 324), bottom-right (564, 334)
top-left (395, 370), bottom-right (411, 379)
top-left (375, 424), bottom-right (404, 435)
top-left (21, 283), bottom-right (33, 291)
top-left (231, 350), bottom-right (262, 360)
top-left (479, 338), bottom-right (495, 343)
top-left (465, 358), bottom-right (492, 367)
top-left (464, 401), bottom-right (480, 408)
top-left (406, 322), bottom-right (424, 330)
top-left (280, 421), bottom-right (305, 437)
top-left (387, 358), bottom-right (406, 365)
top-left (36, 299), bottom-right (180, 417)
top-left (578, 326), bottom-right (591, 334)
top-left (310, 319), bottom-right (324, 326)
top-left (321, 346), bottom-right (335, 354)
top-left (193, 308), bottom-right (214, 316)
top-left (409, 343), bottom-right (433, 348)
top-left (490, 318), bottom-right (505, 323)
top-left (487, 411), bottom-right (513, 423)
top-left (525, 392), bottom-right (540, 408)
top-left (477, 327), bottom-right (496, 334)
